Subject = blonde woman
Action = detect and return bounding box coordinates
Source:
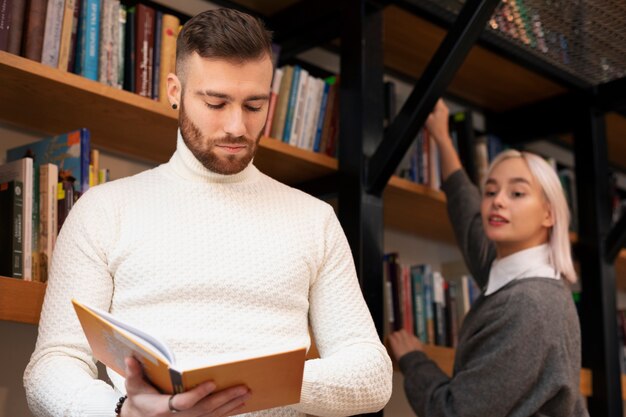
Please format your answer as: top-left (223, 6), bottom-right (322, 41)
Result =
top-left (389, 99), bottom-right (588, 417)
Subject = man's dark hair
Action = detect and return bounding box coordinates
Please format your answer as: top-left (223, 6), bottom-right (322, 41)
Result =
top-left (176, 8), bottom-right (273, 78)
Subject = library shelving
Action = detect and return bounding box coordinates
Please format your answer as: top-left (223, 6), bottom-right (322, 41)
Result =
top-left (2, 0), bottom-right (626, 414)
top-left (1, 46), bottom-right (626, 398)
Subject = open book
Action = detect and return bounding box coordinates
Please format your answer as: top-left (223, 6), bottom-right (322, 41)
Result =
top-left (72, 299), bottom-right (307, 414)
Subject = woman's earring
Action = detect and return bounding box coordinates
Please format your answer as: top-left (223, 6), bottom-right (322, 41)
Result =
top-left (172, 103), bottom-right (178, 110)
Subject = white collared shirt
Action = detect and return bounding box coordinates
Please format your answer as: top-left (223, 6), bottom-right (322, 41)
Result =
top-left (485, 244), bottom-right (560, 296)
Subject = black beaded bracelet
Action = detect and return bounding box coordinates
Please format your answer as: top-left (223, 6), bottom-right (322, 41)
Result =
top-left (115, 395), bottom-right (127, 416)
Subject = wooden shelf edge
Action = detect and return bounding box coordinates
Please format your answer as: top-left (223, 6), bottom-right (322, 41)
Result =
top-left (0, 51), bottom-right (174, 119)
top-left (0, 276), bottom-right (46, 325)
top-left (258, 137), bottom-right (338, 171)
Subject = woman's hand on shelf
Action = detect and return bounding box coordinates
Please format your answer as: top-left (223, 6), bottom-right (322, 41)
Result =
top-left (388, 329), bottom-right (424, 361)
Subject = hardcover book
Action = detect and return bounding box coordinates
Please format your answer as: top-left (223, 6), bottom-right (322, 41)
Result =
top-left (72, 300), bottom-right (306, 414)
top-left (0, 180), bottom-right (22, 278)
top-left (0, 158), bottom-right (32, 280)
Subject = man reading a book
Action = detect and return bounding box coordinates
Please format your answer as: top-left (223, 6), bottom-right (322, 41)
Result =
top-left (24, 7), bottom-right (392, 417)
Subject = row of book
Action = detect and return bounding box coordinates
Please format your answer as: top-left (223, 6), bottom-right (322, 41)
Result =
top-left (0, 0), bottom-right (181, 103)
top-left (0, 128), bottom-right (109, 282)
top-left (264, 65), bottom-right (340, 157)
top-left (383, 254), bottom-right (481, 348)
top-left (396, 114), bottom-right (506, 193)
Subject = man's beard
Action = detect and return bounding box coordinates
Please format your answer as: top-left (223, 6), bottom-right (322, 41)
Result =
top-left (179, 100), bottom-right (261, 175)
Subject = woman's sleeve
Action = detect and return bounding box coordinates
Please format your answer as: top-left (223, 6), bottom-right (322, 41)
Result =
top-left (440, 169), bottom-right (496, 289)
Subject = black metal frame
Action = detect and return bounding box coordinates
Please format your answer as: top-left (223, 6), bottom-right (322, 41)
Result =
top-left (367, 0), bottom-right (501, 195)
top-left (597, 77), bottom-right (626, 114)
top-left (606, 213), bottom-right (626, 264)
top-left (574, 107), bottom-right (623, 417)
top-left (392, 0), bottom-right (594, 91)
top-left (485, 93), bottom-right (584, 144)
top-left (338, 0), bottom-right (386, 357)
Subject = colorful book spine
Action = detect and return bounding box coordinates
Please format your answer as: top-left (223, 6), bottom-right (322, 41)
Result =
top-left (0, 158), bottom-right (33, 280)
top-left (134, 3), bottom-right (154, 97)
top-left (7, 0), bottom-right (27, 54)
top-left (270, 65), bottom-right (294, 140)
top-left (66, 0), bottom-right (81, 72)
top-left (282, 65), bottom-right (301, 143)
top-left (98, 0), bottom-right (113, 85)
top-left (0, 0), bottom-right (11, 51)
top-left (39, 163), bottom-right (58, 283)
top-left (76, 0), bottom-right (101, 80)
top-left (151, 10), bottom-right (162, 101)
top-left (158, 13), bottom-right (180, 104)
top-left (57, 0), bottom-right (76, 70)
top-left (312, 79), bottom-right (330, 153)
top-left (41, 0), bottom-right (65, 67)
top-left (123, 5), bottom-right (136, 92)
top-left (263, 67), bottom-right (283, 138)
top-left (22, 0), bottom-right (48, 61)
top-left (0, 180), bottom-right (22, 278)
top-left (116, 3), bottom-right (126, 89)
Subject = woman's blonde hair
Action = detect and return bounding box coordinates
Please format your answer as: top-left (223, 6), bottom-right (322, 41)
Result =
top-left (485, 149), bottom-right (577, 283)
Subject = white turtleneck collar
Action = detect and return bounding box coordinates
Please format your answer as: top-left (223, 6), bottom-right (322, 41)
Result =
top-left (167, 129), bottom-right (259, 184)
top-left (485, 244), bottom-right (559, 296)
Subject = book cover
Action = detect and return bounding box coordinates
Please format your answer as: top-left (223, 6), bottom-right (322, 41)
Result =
top-left (98, 0), bottom-right (113, 85)
top-left (287, 68), bottom-right (309, 147)
top-left (0, 159), bottom-right (33, 280)
top-left (7, 0), bottom-right (27, 54)
top-left (151, 10), bottom-right (162, 101)
top-left (66, 0), bottom-right (80, 72)
top-left (122, 4), bottom-right (135, 92)
top-left (134, 3), bottom-right (154, 98)
top-left (56, 0), bottom-right (76, 70)
top-left (6, 128), bottom-right (90, 194)
top-left (72, 299), bottom-right (306, 413)
top-left (0, 180), bottom-right (22, 278)
top-left (263, 67), bottom-right (283, 138)
top-left (0, 0), bottom-right (11, 51)
top-left (282, 65), bottom-right (301, 143)
top-left (312, 79), bottom-right (330, 153)
top-left (270, 65), bottom-right (293, 140)
top-left (40, 0), bottom-right (65, 67)
top-left (116, 3), bottom-right (125, 89)
top-left (39, 163), bottom-right (58, 283)
top-left (157, 13), bottom-right (179, 104)
top-left (78, 0), bottom-right (101, 80)
top-left (22, 0), bottom-right (48, 61)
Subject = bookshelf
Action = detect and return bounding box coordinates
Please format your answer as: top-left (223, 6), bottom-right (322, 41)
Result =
top-left (1, 42), bottom-right (625, 331)
top-left (2, 0), bottom-right (625, 412)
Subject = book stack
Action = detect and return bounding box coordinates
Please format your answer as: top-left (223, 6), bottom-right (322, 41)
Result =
top-left (264, 65), bottom-right (340, 158)
top-left (0, 0), bottom-right (183, 105)
top-left (382, 254), bottom-right (481, 348)
top-left (0, 128), bottom-right (110, 282)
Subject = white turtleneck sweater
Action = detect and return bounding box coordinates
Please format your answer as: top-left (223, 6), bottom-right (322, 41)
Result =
top-left (24, 134), bottom-right (392, 417)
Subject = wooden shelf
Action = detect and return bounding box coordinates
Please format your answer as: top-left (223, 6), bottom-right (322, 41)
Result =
top-left (0, 277), bottom-right (46, 325)
top-left (383, 6), bottom-right (568, 111)
top-left (384, 177), bottom-right (454, 243)
top-left (0, 51), bottom-right (336, 186)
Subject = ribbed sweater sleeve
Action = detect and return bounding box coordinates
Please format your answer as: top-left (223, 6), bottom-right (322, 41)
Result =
top-left (294, 211), bottom-right (392, 416)
top-left (24, 189), bottom-right (120, 417)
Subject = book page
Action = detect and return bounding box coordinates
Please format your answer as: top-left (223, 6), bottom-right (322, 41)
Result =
top-left (81, 302), bottom-right (176, 364)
